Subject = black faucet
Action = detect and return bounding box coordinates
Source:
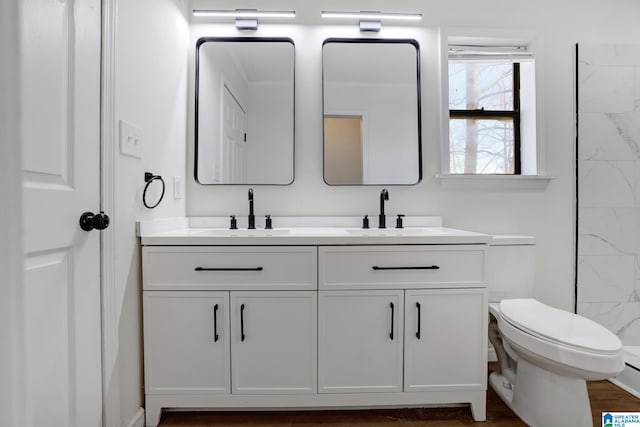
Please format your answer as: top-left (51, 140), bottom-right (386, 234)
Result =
top-left (379, 188), bottom-right (389, 228)
top-left (248, 188), bottom-right (255, 229)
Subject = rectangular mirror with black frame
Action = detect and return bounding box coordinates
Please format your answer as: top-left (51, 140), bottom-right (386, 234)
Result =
top-left (195, 37), bottom-right (295, 185)
top-left (322, 39), bottom-right (422, 185)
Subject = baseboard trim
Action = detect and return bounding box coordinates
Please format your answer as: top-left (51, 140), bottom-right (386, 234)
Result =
top-left (610, 362), bottom-right (640, 400)
top-left (126, 407), bottom-right (145, 427)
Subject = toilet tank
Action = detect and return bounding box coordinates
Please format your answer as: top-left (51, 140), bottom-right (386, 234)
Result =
top-left (487, 235), bottom-right (536, 303)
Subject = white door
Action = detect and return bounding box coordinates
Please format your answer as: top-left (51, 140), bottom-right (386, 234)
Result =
top-left (221, 85), bottom-right (247, 183)
top-left (143, 291), bottom-right (231, 394)
top-left (404, 289), bottom-right (487, 392)
top-left (230, 291), bottom-right (317, 394)
top-left (21, 0), bottom-right (103, 426)
top-left (318, 290), bottom-right (404, 393)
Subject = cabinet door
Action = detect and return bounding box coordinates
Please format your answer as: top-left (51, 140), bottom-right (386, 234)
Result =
top-left (404, 288), bottom-right (487, 392)
top-left (230, 291), bottom-right (317, 394)
top-left (318, 290), bottom-right (404, 393)
top-left (143, 291), bottom-right (230, 394)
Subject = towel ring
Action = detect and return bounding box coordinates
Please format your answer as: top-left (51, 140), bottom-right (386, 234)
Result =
top-left (143, 172), bottom-right (165, 209)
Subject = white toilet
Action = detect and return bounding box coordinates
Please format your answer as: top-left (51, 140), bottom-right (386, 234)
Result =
top-left (487, 236), bottom-right (624, 427)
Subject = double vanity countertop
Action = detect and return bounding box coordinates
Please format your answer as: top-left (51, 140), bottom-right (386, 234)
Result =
top-left (138, 216), bottom-right (492, 246)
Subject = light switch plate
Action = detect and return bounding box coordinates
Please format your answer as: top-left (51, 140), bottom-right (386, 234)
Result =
top-left (173, 176), bottom-right (184, 200)
top-left (119, 120), bottom-right (143, 158)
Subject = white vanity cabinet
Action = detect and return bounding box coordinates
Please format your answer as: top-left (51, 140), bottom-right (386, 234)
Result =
top-left (229, 291), bottom-right (317, 394)
top-left (142, 246), bottom-right (318, 426)
top-left (404, 288), bottom-right (487, 392)
top-left (144, 290), bottom-right (317, 396)
top-left (143, 291), bottom-right (230, 394)
top-left (318, 290), bottom-right (404, 393)
top-left (317, 246), bottom-right (487, 396)
top-left (141, 241), bottom-right (488, 426)
top-left (318, 289), bottom-right (487, 395)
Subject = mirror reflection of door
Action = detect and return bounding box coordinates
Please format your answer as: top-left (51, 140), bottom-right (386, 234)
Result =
top-left (221, 85), bottom-right (247, 183)
top-left (195, 38), bottom-right (295, 185)
top-left (324, 115), bottom-right (363, 185)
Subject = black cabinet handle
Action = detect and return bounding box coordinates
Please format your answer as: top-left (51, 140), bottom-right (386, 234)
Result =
top-left (389, 302), bottom-right (394, 340)
top-left (213, 304), bottom-right (219, 342)
top-left (416, 302), bottom-right (421, 339)
top-left (195, 266), bottom-right (263, 272)
top-left (240, 303), bottom-right (246, 342)
top-left (372, 265), bottom-right (439, 271)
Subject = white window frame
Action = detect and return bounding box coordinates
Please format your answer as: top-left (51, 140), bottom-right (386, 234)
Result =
top-left (437, 29), bottom-right (552, 190)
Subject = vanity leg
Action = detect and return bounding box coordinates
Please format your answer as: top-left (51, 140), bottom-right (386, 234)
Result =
top-left (145, 399), bottom-right (162, 427)
top-left (470, 392), bottom-right (487, 421)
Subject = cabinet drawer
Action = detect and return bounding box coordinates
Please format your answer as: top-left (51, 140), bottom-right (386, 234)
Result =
top-left (143, 246), bottom-right (317, 290)
top-left (319, 245), bottom-right (485, 290)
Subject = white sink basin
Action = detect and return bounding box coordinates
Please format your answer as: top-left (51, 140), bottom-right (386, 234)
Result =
top-left (189, 228), bottom-right (291, 237)
top-left (187, 227), bottom-right (448, 238)
top-left (345, 227), bottom-right (448, 236)
top-left (189, 227), bottom-right (353, 237)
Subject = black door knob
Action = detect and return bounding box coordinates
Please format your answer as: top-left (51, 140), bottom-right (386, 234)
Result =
top-left (79, 211), bottom-right (110, 231)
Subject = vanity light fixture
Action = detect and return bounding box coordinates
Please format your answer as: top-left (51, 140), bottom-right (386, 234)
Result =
top-left (235, 17), bottom-right (258, 31)
top-left (192, 9), bottom-right (296, 30)
top-left (360, 20), bottom-right (382, 33)
top-left (321, 11), bottom-right (422, 33)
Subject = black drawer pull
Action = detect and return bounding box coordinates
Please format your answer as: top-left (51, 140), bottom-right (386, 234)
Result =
top-left (372, 265), bottom-right (439, 271)
top-left (195, 266), bottom-right (263, 272)
top-left (240, 303), bottom-right (246, 342)
top-left (416, 302), bottom-right (421, 340)
top-left (389, 302), bottom-right (395, 341)
top-left (213, 304), bottom-right (219, 342)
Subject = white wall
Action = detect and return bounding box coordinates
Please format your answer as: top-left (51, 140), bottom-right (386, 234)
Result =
top-left (324, 83), bottom-right (419, 183)
top-left (186, 0), bottom-right (640, 313)
top-left (246, 82), bottom-right (294, 183)
top-left (113, 0), bottom-right (189, 424)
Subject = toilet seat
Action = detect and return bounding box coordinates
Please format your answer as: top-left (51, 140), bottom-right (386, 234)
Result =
top-left (492, 299), bottom-right (624, 378)
top-left (500, 298), bottom-right (621, 354)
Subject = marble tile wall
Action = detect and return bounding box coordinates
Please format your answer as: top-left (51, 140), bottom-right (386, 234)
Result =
top-left (577, 43), bottom-right (640, 347)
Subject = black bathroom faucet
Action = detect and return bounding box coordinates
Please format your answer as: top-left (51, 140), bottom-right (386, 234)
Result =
top-left (248, 188), bottom-right (255, 229)
top-left (379, 188), bottom-right (389, 229)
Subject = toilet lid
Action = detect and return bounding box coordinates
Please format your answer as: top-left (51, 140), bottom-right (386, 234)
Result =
top-left (499, 299), bottom-right (621, 354)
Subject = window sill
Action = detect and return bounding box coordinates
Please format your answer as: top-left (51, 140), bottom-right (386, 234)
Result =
top-left (434, 173), bottom-right (554, 191)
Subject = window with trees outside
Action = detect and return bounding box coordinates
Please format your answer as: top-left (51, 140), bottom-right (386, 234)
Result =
top-left (447, 40), bottom-right (537, 176)
top-left (449, 60), bottom-right (521, 174)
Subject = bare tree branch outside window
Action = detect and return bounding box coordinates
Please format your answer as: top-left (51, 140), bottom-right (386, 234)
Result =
top-left (449, 61), bottom-right (519, 174)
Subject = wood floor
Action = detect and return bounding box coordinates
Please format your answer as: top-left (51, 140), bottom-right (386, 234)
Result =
top-left (157, 364), bottom-right (640, 426)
